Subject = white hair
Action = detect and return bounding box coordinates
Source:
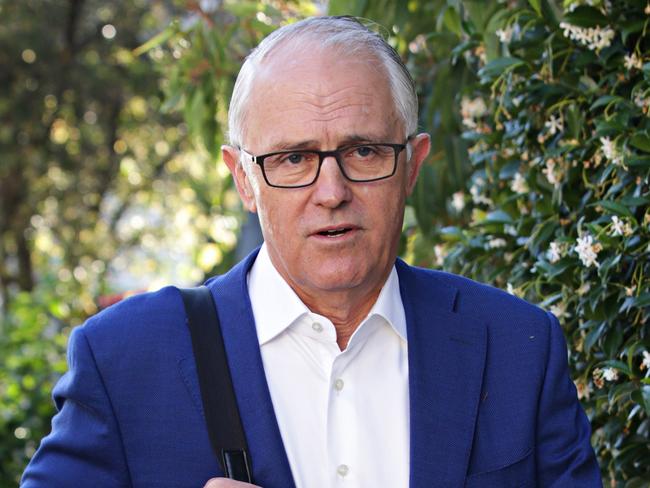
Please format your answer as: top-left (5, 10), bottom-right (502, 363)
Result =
top-left (227, 16), bottom-right (419, 148)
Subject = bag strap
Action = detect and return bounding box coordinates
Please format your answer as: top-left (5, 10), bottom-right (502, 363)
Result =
top-left (178, 285), bottom-right (253, 483)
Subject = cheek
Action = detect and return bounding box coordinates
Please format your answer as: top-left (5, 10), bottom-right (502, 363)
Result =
top-left (256, 193), bottom-right (305, 243)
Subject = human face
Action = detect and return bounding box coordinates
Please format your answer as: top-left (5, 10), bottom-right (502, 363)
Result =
top-left (224, 46), bottom-right (430, 303)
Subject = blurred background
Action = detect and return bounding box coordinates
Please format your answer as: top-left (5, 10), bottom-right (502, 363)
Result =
top-left (1, 0), bottom-right (649, 485)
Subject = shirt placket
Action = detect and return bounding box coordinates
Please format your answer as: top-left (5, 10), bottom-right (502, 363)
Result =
top-left (327, 347), bottom-right (359, 487)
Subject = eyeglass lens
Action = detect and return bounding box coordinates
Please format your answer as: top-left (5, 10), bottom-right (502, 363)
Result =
top-left (262, 144), bottom-right (399, 187)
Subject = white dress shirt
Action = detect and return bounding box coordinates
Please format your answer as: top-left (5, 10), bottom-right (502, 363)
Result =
top-left (248, 244), bottom-right (410, 488)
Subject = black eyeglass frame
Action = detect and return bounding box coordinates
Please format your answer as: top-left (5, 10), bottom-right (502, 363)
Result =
top-left (241, 142), bottom-right (409, 189)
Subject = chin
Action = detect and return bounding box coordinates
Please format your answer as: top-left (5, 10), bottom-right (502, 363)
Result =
top-left (305, 263), bottom-right (370, 292)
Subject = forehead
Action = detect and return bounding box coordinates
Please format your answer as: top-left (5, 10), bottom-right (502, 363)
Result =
top-left (243, 45), bottom-right (402, 151)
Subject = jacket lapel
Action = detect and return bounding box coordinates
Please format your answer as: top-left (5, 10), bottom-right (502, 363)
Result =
top-left (397, 260), bottom-right (487, 488)
top-left (208, 250), bottom-right (296, 488)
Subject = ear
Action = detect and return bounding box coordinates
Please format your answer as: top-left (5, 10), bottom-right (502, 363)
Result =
top-left (405, 133), bottom-right (431, 196)
top-left (222, 145), bottom-right (257, 213)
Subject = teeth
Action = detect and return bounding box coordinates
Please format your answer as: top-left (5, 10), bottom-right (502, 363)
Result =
top-left (321, 228), bottom-right (348, 236)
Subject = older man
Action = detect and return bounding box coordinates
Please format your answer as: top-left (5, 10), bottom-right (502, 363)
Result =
top-left (22, 16), bottom-right (601, 488)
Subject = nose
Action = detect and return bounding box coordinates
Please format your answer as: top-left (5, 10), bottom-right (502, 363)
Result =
top-left (311, 155), bottom-right (352, 208)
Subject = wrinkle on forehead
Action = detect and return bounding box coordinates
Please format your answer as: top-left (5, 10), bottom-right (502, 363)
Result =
top-left (242, 44), bottom-right (402, 149)
top-left (281, 97), bottom-right (374, 120)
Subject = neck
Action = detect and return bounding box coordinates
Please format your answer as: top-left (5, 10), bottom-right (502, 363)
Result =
top-left (295, 280), bottom-right (386, 351)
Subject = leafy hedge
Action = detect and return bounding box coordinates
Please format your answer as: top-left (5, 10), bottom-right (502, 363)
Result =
top-left (433, 0), bottom-right (650, 483)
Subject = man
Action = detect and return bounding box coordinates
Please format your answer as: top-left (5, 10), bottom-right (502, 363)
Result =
top-left (22, 16), bottom-right (601, 487)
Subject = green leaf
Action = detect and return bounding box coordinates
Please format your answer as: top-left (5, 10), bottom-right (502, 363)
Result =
top-left (608, 382), bottom-right (636, 404)
top-left (584, 322), bottom-right (606, 352)
top-left (132, 21), bottom-right (179, 57)
top-left (635, 385), bottom-right (650, 415)
top-left (629, 133), bottom-right (650, 153)
top-left (528, 219), bottom-right (557, 255)
top-left (603, 327), bottom-right (623, 359)
top-left (619, 195), bottom-right (650, 207)
top-left (563, 6), bottom-right (608, 28)
top-left (590, 95), bottom-right (624, 110)
top-left (621, 19), bottom-right (646, 43)
top-left (632, 292), bottom-right (650, 309)
top-left (477, 57), bottom-right (524, 81)
top-left (484, 210), bottom-right (514, 224)
top-left (442, 7), bottom-right (463, 37)
top-left (528, 0), bottom-right (542, 16)
top-left (627, 156), bottom-right (650, 167)
top-left (599, 359), bottom-right (632, 377)
top-left (593, 200), bottom-right (633, 218)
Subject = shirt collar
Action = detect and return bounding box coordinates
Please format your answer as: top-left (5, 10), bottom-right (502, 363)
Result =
top-left (248, 243), bottom-right (407, 346)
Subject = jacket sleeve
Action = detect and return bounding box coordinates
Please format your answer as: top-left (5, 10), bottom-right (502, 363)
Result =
top-left (536, 312), bottom-right (602, 487)
top-left (21, 325), bottom-right (132, 487)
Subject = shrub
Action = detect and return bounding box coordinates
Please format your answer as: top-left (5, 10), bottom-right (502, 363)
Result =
top-left (435, 0), bottom-right (650, 483)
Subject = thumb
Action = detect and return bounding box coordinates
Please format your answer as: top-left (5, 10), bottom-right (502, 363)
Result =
top-left (203, 477), bottom-right (262, 488)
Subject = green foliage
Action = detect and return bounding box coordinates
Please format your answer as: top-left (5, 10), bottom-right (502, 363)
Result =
top-left (430, 0), bottom-right (650, 483)
top-left (3, 0), bottom-right (649, 484)
top-left (0, 1), bottom-right (246, 484)
top-left (0, 285), bottom-right (70, 486)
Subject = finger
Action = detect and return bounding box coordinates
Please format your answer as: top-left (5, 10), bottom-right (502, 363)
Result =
top-left (203, 477), bottom-right (261, 488)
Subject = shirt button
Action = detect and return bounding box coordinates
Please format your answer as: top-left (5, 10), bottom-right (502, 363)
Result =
top-left (312, 322), bottom-right (323, 333)
top-left (336, 464), bottom-right (349, 477)
top-left (334, 378), bottom-right (344, 391)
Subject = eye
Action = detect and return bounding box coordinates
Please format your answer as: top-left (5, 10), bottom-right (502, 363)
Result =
top-left (354, 146), bottom-right (375, 157)
top-left (285, 153), bottom-right (304, 164)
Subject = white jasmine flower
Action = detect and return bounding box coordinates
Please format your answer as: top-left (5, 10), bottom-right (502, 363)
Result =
top-left (633, 92), bottom-right (650, 110)
top-left (611, 215), bottom-right (625, 236)
top-left (625, 285), bottom-right (635, 297)
top-left (511, 172), bottom-right (528, 194)
top-left (451, 191), bottom-right (466, 212)
top-left (611, 215), bottom-right (633, 237)
top-left (600, 137), bottom-right (623, 166)
top-left (461, 96), bottom-right (487, 129)
top-left (550, 302), bottom-right (570, 319)
top-left (547, 241), bottom-right (563, 263)
top-left (544, 114), bottom-right (564, 135)
top-left (487, 238), bottom-right (507, 249)
top-left (496, 26), bottom-right (514, 43)
top-left (600, 137), bottom-right (616, 159)
top-left (577, 282), bottom-right (591, 296)
top-left (506, 282), bottom-right (515, 295)
top-left (642, 350), bottom-right (650, 371)
top-left (470, 180), bottom-right (493, 206)
top-left (624, 52), bottom-right (643, 70)
top-left (560, 22), bottom-right (616, 52)
top-left (602, 367), bottom-right (618, 382)
top-left (593, 368), bottom-right (605, 388)
top-left (434, 244), bottom-right (447, 266)
top-left (504, 224), bottom-right (517, 236)
top-left (574, 234), bottom-right (600, 268)
top-left (542, 158), bottom-right (563, 187)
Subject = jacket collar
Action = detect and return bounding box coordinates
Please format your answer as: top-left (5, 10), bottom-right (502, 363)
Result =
top-left (396, 259), bottom-right (487, 487)
top-left (207, 248), bottom-right (296, 488)
top-left (207, 250), bottom-right (487, 488)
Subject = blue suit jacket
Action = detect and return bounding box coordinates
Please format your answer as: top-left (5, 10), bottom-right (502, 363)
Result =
top-left (22, 250), bottom-right (601, 487)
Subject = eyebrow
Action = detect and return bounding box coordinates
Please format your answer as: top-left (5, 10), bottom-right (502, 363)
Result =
top-left (270, 134), bottom-right (393, 152)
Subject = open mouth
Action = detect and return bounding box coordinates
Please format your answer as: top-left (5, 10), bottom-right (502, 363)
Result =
top-left (316, 227), bottom-right (353, 237)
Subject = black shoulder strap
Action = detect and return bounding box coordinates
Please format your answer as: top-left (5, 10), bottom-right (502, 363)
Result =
top-left (178, 285), bottom-right (253, 483)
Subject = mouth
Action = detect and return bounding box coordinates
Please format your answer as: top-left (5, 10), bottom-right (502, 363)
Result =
top-left (312, 225), bottom-right (358, 238)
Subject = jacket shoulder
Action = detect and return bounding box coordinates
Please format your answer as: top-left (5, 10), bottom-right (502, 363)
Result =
top-left (79, 286), bottom-right (188, 359)
top-left (406, 264), bottom-right (550, 326)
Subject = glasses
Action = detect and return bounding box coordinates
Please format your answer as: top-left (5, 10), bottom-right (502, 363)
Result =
top-left (241, 142), bottom-right (408, 188)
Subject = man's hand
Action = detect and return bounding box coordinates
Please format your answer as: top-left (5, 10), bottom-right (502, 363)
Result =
top-left (203, 478), bottom-right (261, 488)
